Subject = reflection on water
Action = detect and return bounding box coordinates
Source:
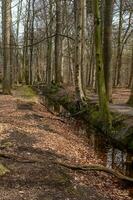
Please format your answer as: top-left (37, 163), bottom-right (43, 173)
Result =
top-left (88, 133), bottom-right (133, 178)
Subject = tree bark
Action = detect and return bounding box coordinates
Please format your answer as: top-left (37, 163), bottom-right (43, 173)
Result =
top-left (93, 0), bottom-right (112, 127)
top-left (29, 0), bottom-right (36, 85)
top-left (55, 0), bottom-right (62, 83)
top-left (74, 0), bottom-right (86, 101)
top-left (2, 0), bottom-right (12, 94)
top-left (46, 1), bottom-right (53, 84)
top-left (103, 0), bottom-right (114, 101)
top-left (115, 0), bottom-right (123, 86)
top-left (128, 45), bottom-right (133, 88)
top-left (22, 0), bottom-right (31, 85)
top-left (128, 76), bottom-right (133, 106)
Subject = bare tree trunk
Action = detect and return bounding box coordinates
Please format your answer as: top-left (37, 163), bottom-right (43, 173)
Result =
top-left (128, 82), bottom-right (133, 106)
top-left (103, 0), bottom-right (114, 101)
top-left (16, 0), bottom-right (23, 84)
top-left (29, 0), bottom-right (36, 85)
top-left (116, 0), bottom-right (123, 86)
top-left (23, 0), bottom-right (31, 85)
top-left (128, 45), bottom-right (133, 88)
top-left (74, 0), bottom-right (86, 101)
top-left (55, 0), bottom-right (62, 83)
top-left (46, 1), bottom-right (53, 84)
top-left (81, 0), bottom-right (88, 89)
top-left (2, 0), bottom-right (11, 94)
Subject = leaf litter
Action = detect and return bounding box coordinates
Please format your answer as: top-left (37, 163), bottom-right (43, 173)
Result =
top-left (0, 94), bottom-right (132, 200)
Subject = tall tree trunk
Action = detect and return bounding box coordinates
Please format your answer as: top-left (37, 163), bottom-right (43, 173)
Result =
top-left (55, 0), bottom-right (62, 83)
top-left (128, 82), bottom-right (133, 106)
top-left (116, 0), bottom-right (123, 86)
top-left (29, 0), bottom-right (36, 85)
top-left (93, 0), bottom-right (112, 127)
top-left (74, 0), bottom-right (86, 101)
top-left (103, 0), bottom-right (114, 101)
top-left (2, 0), bottom-right (11, 94)
top-left (46, 1), bottom-right (53, 84)
top-left (81, 0), bottom-right (88, 89)
top-left (128, 45), bottom-right (133, 88)
top-left (16, 0), bottom-right (23, 84)
top-left (23, 0), bottom-right (31, 85)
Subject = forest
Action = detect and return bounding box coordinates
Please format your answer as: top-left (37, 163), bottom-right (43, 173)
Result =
top-left (0, 0), bottom-right (133, 199)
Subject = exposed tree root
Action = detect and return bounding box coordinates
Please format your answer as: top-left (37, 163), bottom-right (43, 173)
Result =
top-left (1, 152), bottom-right (133, 182)
top-left (54, 161), bottom-right (133, 182)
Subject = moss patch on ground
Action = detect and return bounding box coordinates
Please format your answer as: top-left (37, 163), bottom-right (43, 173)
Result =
top-left (0, 163), bottom-right (10, 176)
top-left (14, 85), bottom-right (38, 102)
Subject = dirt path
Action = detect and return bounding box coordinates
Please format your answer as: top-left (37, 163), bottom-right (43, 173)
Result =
top-left (86, 88), bottom-right (133, 117)
top-left (109, 104), bottom-right (133, 116)
top-left (0, 90), bottom-right (132, 200)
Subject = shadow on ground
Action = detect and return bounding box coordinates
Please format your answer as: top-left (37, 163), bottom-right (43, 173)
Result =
top-left (0, 129), bottom-right (110, 200)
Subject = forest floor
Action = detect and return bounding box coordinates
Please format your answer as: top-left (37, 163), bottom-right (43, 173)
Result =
top-left (0, 86), bottom-right (133, 200)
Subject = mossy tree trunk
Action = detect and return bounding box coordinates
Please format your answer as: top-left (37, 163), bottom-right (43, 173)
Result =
top-left (93, 0), bottom-right (112, 128)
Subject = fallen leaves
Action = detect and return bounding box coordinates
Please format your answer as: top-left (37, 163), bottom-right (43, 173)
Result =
top-left (0, 93), bottom-right (132, 200)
